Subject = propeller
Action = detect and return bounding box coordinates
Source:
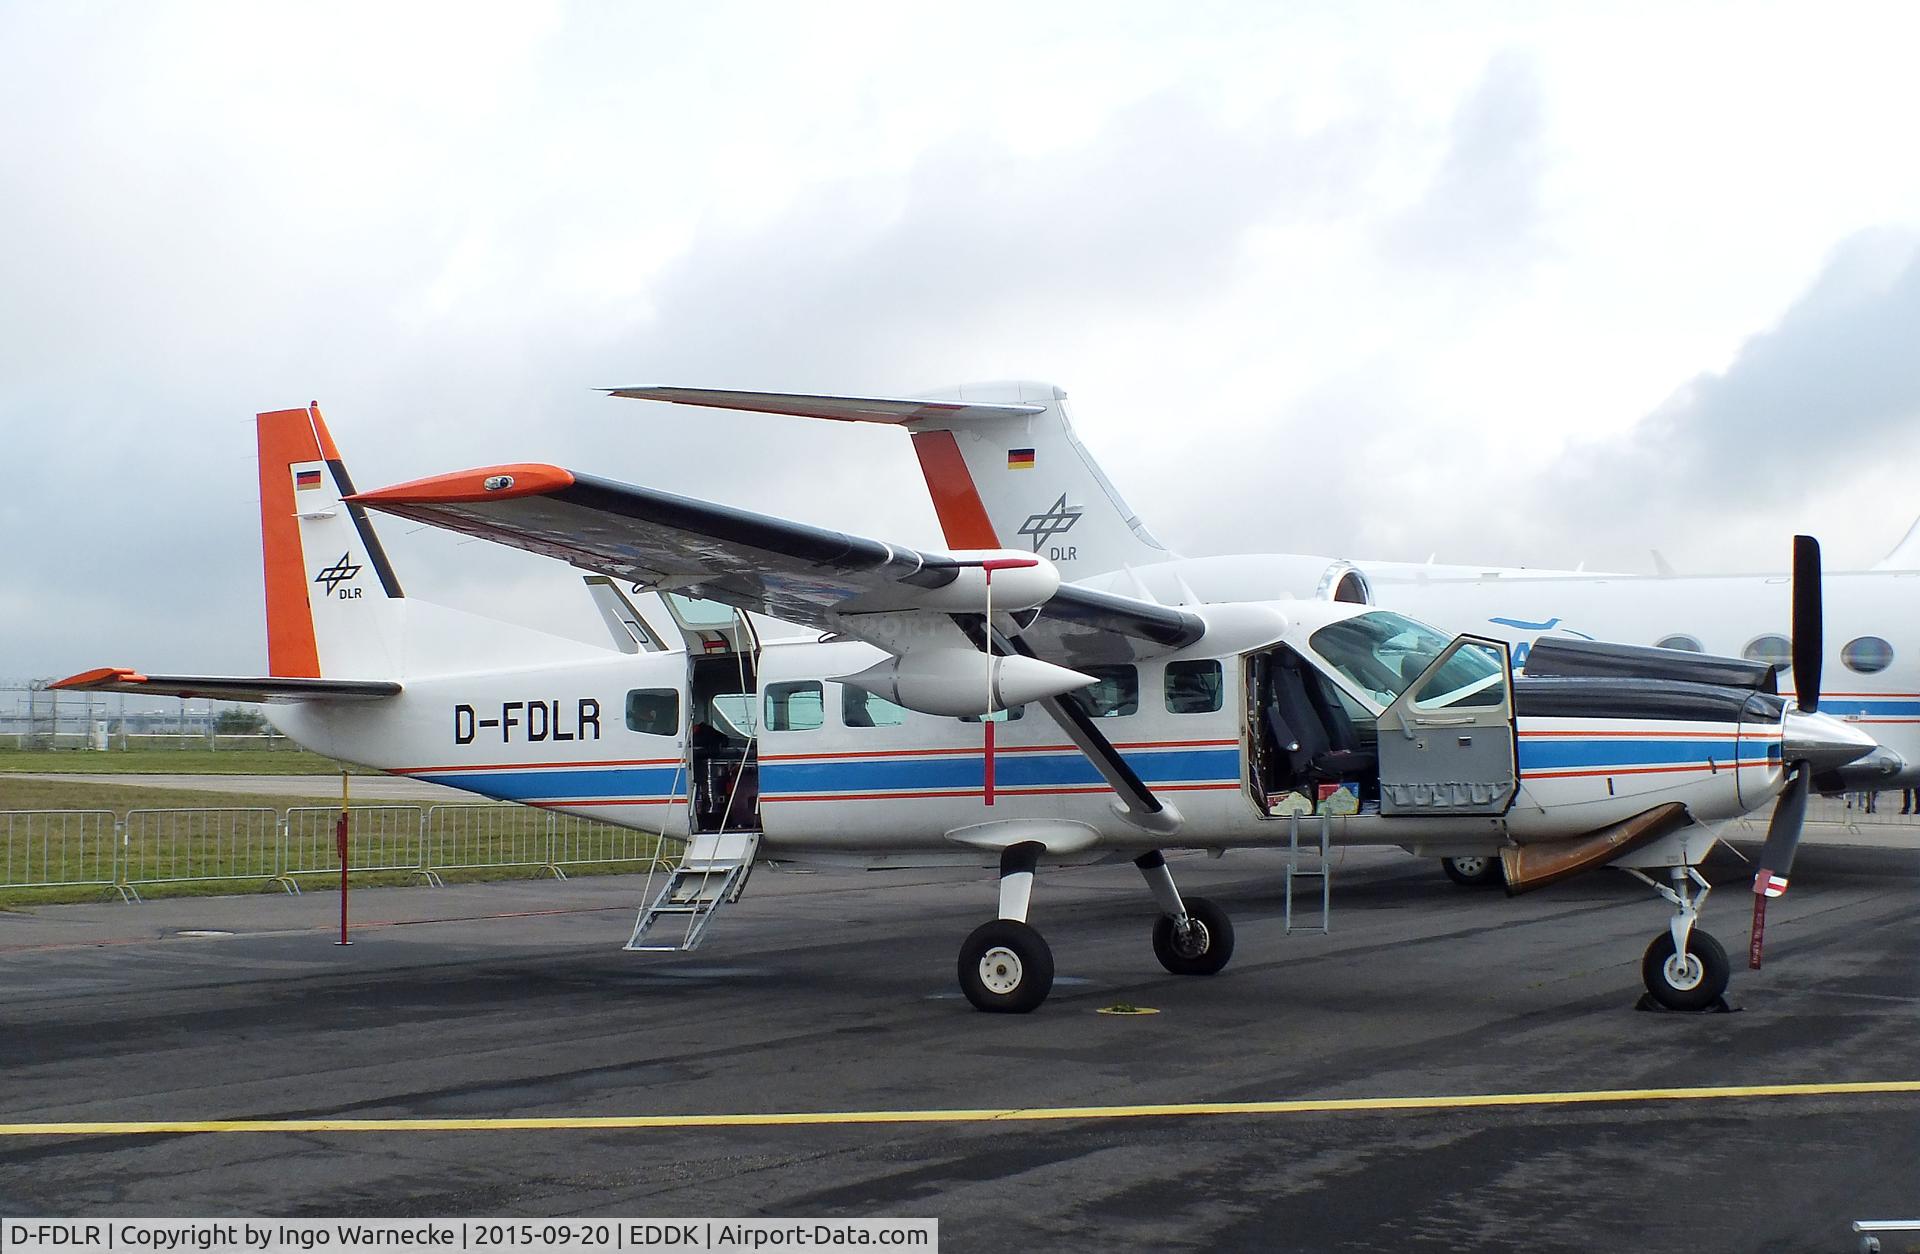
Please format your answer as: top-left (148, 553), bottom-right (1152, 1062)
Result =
top-left (1790, 533), bottom-right (1822, 713)
top-left (1751, 535), bottom-right (1822, 969)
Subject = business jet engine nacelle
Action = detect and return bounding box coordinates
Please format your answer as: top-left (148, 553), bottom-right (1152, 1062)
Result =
top-left (837, 648), bottom-right (1095, 717)
top-left (913, 551), bottom-right (1062, 613)
top-left (1243, 556), bottom-right (1373, 604)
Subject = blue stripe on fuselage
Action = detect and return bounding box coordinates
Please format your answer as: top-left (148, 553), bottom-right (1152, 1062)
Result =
top-left (759, 747), bottom-right (1241, 796)
top-left (412, 764), bottom-right (687, 802)
top-left (1517, 738), bottom-right (1741, 770)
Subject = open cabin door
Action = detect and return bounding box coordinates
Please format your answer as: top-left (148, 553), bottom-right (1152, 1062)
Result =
top-left (663, 594), bottom-right (763, 833)
top-left (1377, 635), bottom-right (1517, 816)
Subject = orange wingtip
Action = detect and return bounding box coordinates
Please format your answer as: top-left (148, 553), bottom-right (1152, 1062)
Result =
top-left (53, 667), bottom-right (148, 690)
top-left (349, 464), bottom-right (575, 505)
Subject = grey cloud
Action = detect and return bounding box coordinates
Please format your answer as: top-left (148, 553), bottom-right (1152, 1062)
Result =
top-left (1385, 50), bottom-right (1547, 271)
top-left (1161, 227), bottom-right (1920, 574)
top-left (1533, 228), bottom-right (1920, 540)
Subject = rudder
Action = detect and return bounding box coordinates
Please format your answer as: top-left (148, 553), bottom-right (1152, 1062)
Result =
top-left (257, 403), bottom-right (402, 678)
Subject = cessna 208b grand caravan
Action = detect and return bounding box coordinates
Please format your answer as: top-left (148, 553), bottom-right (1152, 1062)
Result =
top-left (58, 403), bottom-right (1875, 1013)
top-left (611, 384), bottom-right (1919, 886)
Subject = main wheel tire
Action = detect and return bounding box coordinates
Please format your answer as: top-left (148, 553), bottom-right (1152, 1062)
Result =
top-left (1152, 895), bottom-right (1236, 976)
top-left (1442, 855), bottom-right (1505, 888)
top-left (958, 919), bottom-right (1054, 1013)
top-left (1641, 929), bottom-right (1730, 1011)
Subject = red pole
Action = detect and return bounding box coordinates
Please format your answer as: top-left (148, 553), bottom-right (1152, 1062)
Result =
top-left (336, 770), bottom-right (352, 946)
top-left (984, 718), bottom-right (996, 806)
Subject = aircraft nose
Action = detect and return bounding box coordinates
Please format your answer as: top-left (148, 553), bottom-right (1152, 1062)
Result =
top-left (1781, 708), bottom-right (1880, 771)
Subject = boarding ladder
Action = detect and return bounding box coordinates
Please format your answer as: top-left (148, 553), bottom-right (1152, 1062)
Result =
top-left (1283, 813), bottom-right (1332, 935)
top-left (626, 830), bottom-right (761, 952)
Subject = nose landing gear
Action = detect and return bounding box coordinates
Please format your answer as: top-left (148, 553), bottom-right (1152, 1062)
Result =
top-left (1623, 863), bottom-right (1731, 1011)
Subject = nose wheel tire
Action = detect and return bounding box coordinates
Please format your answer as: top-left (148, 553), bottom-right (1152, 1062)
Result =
top-left (1442, 855), bottom-right (1505, 888)
top-left (1641, 929), bottom-right (1730, 1011)
top-left (1152, 895), bottom-right (1235, 976)
top-left (959, 919), bottom-right (1054, 1013)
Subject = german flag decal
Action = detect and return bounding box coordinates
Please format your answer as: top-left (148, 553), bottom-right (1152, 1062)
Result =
top-left (295, 469), bottom-right (324, 490)
top-left (1007, 448), bottom-right (1036, 470)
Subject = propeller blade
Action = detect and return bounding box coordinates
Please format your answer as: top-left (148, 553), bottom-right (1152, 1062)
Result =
top-left (1749, 764), bottom-right (1810, 969)
top-left (1791, 534), bottom-right (1822, 712)
top-left (1756, 764), bottom-right (1810, 888)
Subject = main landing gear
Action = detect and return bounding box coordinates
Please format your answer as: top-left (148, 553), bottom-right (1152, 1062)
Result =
top-left (1622, 863), bottom-right (1730, 1011)
top-left (957, 844), bottom-right (1236, 1013)
top-left (1441, 855), bottom-right (1506, 888)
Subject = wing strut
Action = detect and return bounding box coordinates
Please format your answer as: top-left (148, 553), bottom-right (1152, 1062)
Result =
top-left (953, 617), bottom-right (1182, 835)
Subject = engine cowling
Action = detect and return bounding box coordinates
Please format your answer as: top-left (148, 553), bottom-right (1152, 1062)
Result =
top-left (910, 551), bottom-right (1061, 613)
top-left (836, 648), bottom-right (1094, 717)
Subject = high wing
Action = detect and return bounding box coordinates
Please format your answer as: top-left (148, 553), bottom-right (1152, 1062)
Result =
top-left (604, 386), bottom-right (1045, 425)
top-left (349, 465), bottom-right (1203, 665)
top-left (53, 668), bottom-right (400, 703)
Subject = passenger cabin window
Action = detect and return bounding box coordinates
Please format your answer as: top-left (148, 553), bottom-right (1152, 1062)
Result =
top-left (1656, 634), bottom-right (1704, 652)
top-left (1069, 665), bottom-right (1139, 718)
top-left (625, 688), bottom-right (680, 737)
top-left (1843, 636), bottom-right (1894, 673)
top-left (841, 684), bottom-right (907, 727)
top-left (764, 681), bottom-right (824, 732)
top-left (1743, 634), bottom-right (1792, 670)
top-left (1165, 660), bottom-right (1223, 714)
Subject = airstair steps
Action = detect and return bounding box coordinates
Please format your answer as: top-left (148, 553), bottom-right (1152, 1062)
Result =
top-left (1284, 814), bottom-right (1332, 935)
top-left (626, 831), bottom-right (760, 952)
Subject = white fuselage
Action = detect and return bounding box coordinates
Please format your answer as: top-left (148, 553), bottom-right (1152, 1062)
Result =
top-left (271, 601), bottom-right (1788, 865)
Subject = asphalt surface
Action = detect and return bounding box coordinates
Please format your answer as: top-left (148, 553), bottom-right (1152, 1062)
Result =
top-left (2, 839), bottom-right (1916, 1253)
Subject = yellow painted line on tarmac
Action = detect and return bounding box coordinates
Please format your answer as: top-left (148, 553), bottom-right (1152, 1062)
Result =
top-left (4, 1080), bottom-right (1918, 1136)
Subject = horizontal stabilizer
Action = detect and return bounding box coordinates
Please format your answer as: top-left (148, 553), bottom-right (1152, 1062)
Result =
top-left (607, 386), bottom-right (1045, 425)
top-left (53, 668), bottom-right (400, 703)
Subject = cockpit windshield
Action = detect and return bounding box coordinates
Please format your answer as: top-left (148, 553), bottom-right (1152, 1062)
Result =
top-left (1308, 611), bottom-right (1484, 707)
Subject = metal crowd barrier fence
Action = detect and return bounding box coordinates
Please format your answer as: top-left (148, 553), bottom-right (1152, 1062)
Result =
top-left (0, 803), bottom-right (679, 901)
top-left (0, 809), bottom-right (118, 892)
top-left (121, 808), bottom-right (281, 899)
top-left (281, 805), bottom-right (436, 889)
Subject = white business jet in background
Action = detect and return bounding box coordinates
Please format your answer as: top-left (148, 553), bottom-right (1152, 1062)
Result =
top-left (58, 403), bottom-right (1874, 1013)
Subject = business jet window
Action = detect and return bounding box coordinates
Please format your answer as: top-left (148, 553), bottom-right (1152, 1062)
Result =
top-left (764, 681), bottom-right (824, 732)
top-left (1843, 636), bottom-right (1894, 674)
top-left (1742, 635), bottom-right (1793, 669)
top-left (625, 688), bottom-right (680, 737)
top-left (1165, 660), bottom-right (1223, 714)
top-left (841, 684), bottom-right (907, 727)
top-left (1070, 665), bottom-right (1139, 718)
top-left (1656, 634), bottom-right (1704, 652)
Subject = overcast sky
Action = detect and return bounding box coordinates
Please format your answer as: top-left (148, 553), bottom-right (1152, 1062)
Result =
top-left (4, 1), bottom-right (1919, 684)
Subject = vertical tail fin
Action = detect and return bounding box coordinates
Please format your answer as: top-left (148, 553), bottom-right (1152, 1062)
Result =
top-left (257, 403), bottom-right (403, 677)
top-left (611, 381), bottom-right (1174, 579)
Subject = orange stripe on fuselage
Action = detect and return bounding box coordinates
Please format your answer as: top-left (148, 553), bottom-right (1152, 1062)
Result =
top-left (257, 407), bottom-right (324, 677)
top-left (910, 429), bottom-right (1000, 549)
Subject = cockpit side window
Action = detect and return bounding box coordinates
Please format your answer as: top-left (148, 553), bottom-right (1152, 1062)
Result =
top-left (1409, 641), bottom-right (1507, 709)
top-left (1308, 612), bottom-right (1455, 706)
